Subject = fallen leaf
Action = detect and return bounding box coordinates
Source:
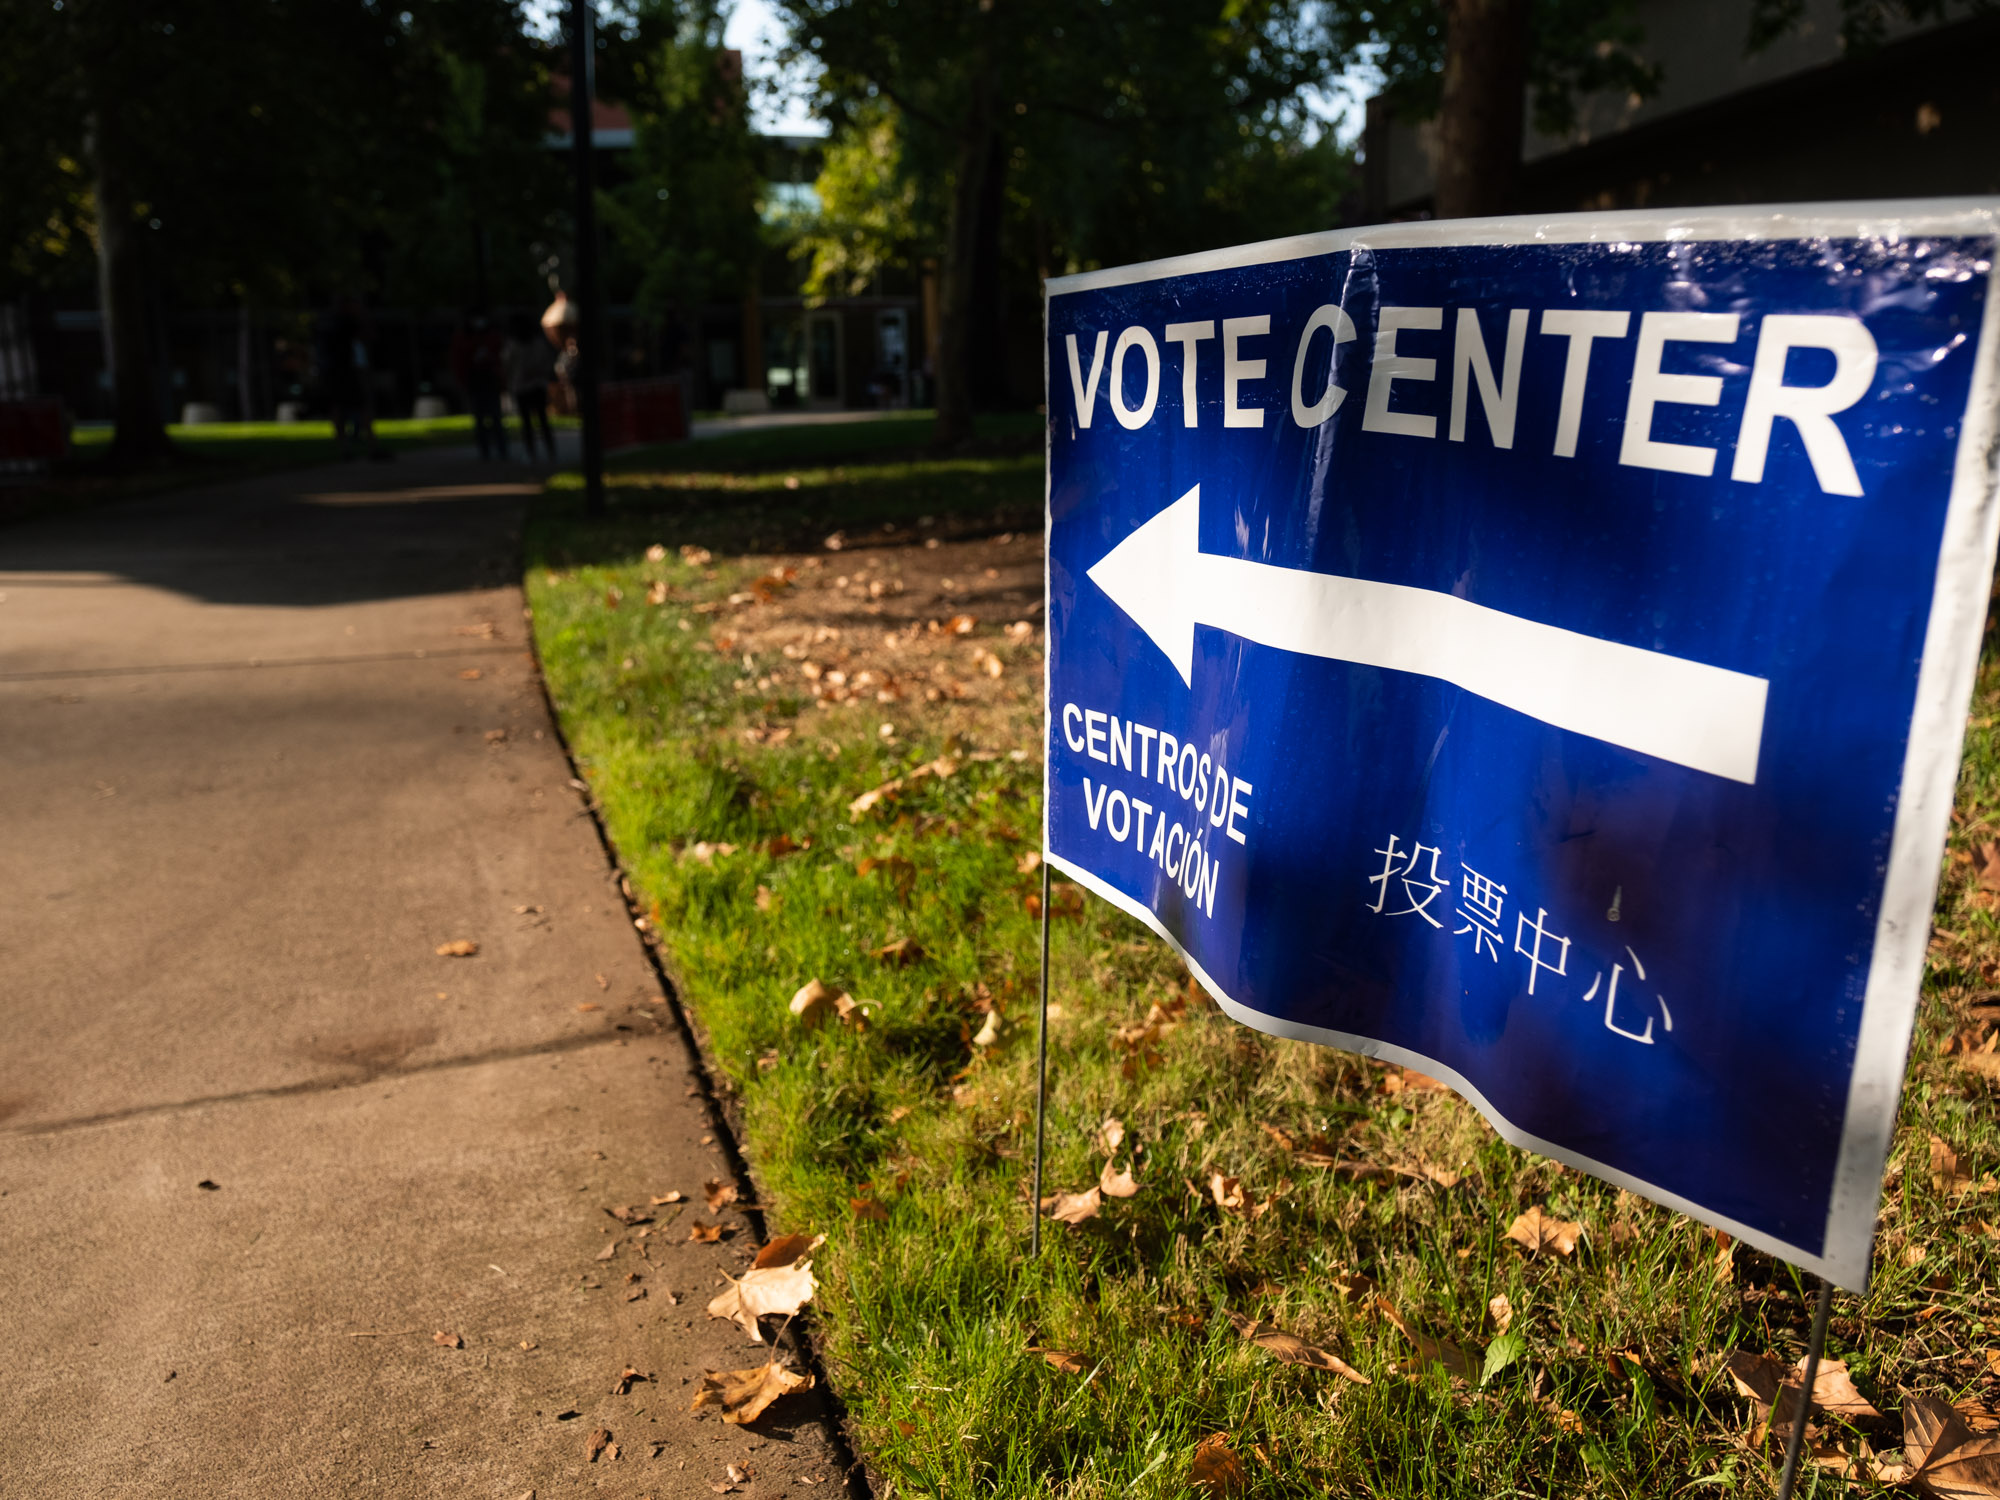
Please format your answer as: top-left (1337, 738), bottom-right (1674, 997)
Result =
top-left (1041, 1187), bottom-right (1103, 1224)
top-left (754, 885), bottom-right (775, 912)
top-left (790, 978), bottom-right (834, 1026)
top-left (1724, 1350), bottom-right (1884, 1443)
top-left (435, 940), bottom-right (478, 957)
top-left (689, 1222), bottom-right (725, 1243)
top-left (1096, 1117), bottom-right (1126, 1154)
top-left (458, 667), bottom-right (482, 680)
top-left (681, 544), bottom-right (712, 565)
top-left (1979, 843), bottom-right (2000, 892)
top-left (1209, 1173), bottom-right (1247, 1213)
top-left (605, 1205), bottom-right (654, 1226)
top-left (972, 1008), bottom-right (1004, 1048)
top-left (613, 1366), bottom-right (650, 1394)
top-left (1935, 1135), bottom-right (1977, 1193)
top-left (943, 613), bottom-right (977, 635)
top-left (754, 1233), bottom-right (824, 1270)
top-left (1376, 1296), bottom-right (1480, 1381)
top-left (1017, 850), bottom-right (1042, 874)
top-left (651, 1190), bottom-right (685, 1205)
top-left (1505, 1205), bottom-right (1583, 1257)
top-left (1038, 1349), bottom-right (1090, 1374)
top-left (873, 936), bottom-right (925, 966)
top-left (1480, 1331), bottom-right (1529, 1387)
top-left (646, 579), bottom-right (669, 605)
top-left (576, 1001), bottom-right (601, 1012)
top-left (1226, 1312), bottom-right (1370, 1383)
top-left (704, 1180), bottom-right (739, 1213)
top-left (585, 1427), bottom-right (612, 1462)
top-left (833, 992), bottom-right (870, 1029)
top-left (689, 1361), bottom-right (814, 1424)
top-left (1189, 1432), bottom-right (1247, 1497)
top-left (1099, 1159), bottom-right (1141, 1198)
top-left (595, 1241), bottom-right (618, 1262)
top-left (1904, 1392), bottom-right (2000, 1494)
top-left (848, 778), bottom-right (905, 818)
top-left (433, 1330), bottom-right (463, 1349)
top-left (1259, 1121), bottom-right (1298, 1151)
top-left (851, 1196), bottom-right (889, 1222)
top-left (707, 1261), bottom-right (818, 1343)
top-left (1488, 1293), bottom-right (1513, 1334)
top-left (484, 727), bottom-right (507, 744)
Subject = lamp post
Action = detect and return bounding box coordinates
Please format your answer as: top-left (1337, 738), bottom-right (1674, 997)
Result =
top-left (567, 0), bottom-right (605, 517)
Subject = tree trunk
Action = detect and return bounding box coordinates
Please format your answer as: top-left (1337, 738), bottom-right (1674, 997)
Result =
top-left (933, 67), bottom-right (997, 448)
top-left (86, 111), bottom-right (171, 463)
top-left (1433, 0), bottom-right (1531, 220)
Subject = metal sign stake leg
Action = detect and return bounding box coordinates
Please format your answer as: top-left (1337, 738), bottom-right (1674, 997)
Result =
top-left (1030, 859), bottom-right (1051, 1259)
top-left (1776, 1277), bottom-right (1835, 1500)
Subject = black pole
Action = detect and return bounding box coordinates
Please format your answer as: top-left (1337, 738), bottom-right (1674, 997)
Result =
top-left (1775, 1278), bottom-right (1835, 1500)
top-left (1030, 858), bottom-right (1051, 1257)
top-left (567, 0), bottom-right (605, 517)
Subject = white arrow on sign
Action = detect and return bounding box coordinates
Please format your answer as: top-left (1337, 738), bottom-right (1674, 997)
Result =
top-left (1086, 484), bottom-right (1768, 784)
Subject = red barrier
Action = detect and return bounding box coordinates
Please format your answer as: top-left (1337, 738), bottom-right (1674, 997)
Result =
top-left (599, 377), bottom-right (688, 449)
top-left (0, 398), bottom-right (66, 461)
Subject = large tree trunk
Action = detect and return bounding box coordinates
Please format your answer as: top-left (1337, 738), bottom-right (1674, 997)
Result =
top-left (933, 67), bottom-right (997, 448)
top-left (1433, 0), bottom-right (1531, 220)
top-left (86, 110), bottom-right (171, 463)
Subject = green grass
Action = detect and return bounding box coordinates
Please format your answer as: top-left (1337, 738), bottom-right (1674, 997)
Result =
top-left (527, 424), bottom-right (2000, 1498)
top-left (65, 413), bottom-right (547, 464)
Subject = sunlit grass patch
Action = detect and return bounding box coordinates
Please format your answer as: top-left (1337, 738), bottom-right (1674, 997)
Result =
top-left (528, 425), bottom-right (2000, 1497)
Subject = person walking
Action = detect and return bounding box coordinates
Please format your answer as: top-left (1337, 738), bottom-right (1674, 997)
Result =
top-left (449, 312), bottom-right (508, 460)
top-left (503, 314), bottom-right (558, 463)
top-left (313, 297), bottom-right (378, 459)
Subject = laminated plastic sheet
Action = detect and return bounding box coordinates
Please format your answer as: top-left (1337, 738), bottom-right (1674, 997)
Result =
top-left (1041, 201), bottom-right (2000, 1289)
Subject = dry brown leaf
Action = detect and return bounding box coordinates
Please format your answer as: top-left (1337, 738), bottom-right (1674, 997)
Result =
top-left (873, 937), bottom-right (925, 966)
top-left (1189, 1433), bottom-right (1248, 1497)
top-left (1042, 1187), bottom-right (1103, 1225)
top-left (704, 1180), bottom-right (738, 1213)
top-left (789, 978), bottom-right (833, 1026)
top-left (971, 1007), bottom-right (1004, 1048)
top-left (1904, 1393), bottom-right (2000, 1495)
top-left (1017, 850), bottom-right (1042, 874)
top-left (1226, 1312), bottom-right (1370, 1383)
top-left (707, 1261), bottom-right (818, 1343)
top-left (943, 613), bottom-right (977, 635)
top-left (851, 1196), bottom-right (889, 1222)
top-left (1505, 1205), bottom-right (1583, 1257)
top-left (848, 778), bottom-right (904, 818)
top-left (689, 1361), bottom-right (814, 1425)
top-left (1259, 1122), bottom-right (1298, 1152)
top-left (1934, 1135), bottom-right (1977, 1193)
top-left (1039, 1349), bottom-right (1090, 1374)
top-left (1488, 1294), bottom-right (1513, 1335)
top-left (575, 1001), bottom-right (602, 1013)
top-left (1209, 1173), bottom-right (1247, 1213)
top-left (595, 1240), bottom-right (618, 1262)
top-left (1724, 1351), bottom-right (1884, 1442)
top-left (1096, 1117), bottom-right (1126, 1154)
top-left (605, 1205), bottom-right (653, 1226)
top-left (612, 1366), bottom-right (650, 1394)
top-left (834, 992), bottom-right (870, 1030)
top-left (432, 1330), bottom-right (462, 1349)
top-left (689, 1222), bottom-right (725, 1243)
top-left (458, 667), bottom-right (483, 680)
top-left (1099, 1159), bottom-right (1141, 1198)
top-left (1978, 842), bottom-right (2000, 892)
top-left (651, 1190), bottom-right (685, 1206)
top-left (1963, 1051), bottom-right (2000, 1082)
top-left (435, 939), bottom-right (478, 957)
top-left (1376, 1296), bottom-right (1479, 1381)
top-left (755, 1233), bottom-right (824, 1270)
top-left (585, 1427), bottom-right (612, 1462)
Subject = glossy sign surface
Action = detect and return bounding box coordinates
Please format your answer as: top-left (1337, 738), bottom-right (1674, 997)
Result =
top-left (1043, 204), bottom-right (2000, 1288)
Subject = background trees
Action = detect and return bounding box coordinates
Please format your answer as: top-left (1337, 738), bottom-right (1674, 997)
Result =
top-left (774, 0), bottom-right (1351, 443)
top-left (4, 0), bottom-right (559, 462)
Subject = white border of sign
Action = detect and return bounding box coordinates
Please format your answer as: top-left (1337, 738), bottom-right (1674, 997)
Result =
top-left (1042, 200), bottom-right (2000, 1291)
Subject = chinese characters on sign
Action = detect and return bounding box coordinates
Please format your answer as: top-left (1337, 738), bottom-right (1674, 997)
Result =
top-left (1369, 833), bottom-right (1671, 1043)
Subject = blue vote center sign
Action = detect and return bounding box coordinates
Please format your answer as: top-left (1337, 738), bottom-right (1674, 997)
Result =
top-left (1041, 203), bottom-right (2000, 1289)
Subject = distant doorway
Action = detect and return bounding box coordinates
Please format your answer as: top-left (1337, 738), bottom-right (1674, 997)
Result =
top-left (873, 310), bottom-right (909, 408)
top-left (805, 311), bottom-right (843, 408)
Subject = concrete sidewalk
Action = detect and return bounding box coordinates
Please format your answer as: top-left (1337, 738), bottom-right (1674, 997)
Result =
top-left (0, 460), bottom-right (849, 1497)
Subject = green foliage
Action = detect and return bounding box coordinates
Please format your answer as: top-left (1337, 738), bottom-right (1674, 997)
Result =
top-left (602, 0), bottom-right (766, 317)
top-left (1, 0), bottom-right (561, 308)
top-left (795, 101), bottom-right (935, 301)
top-left (778, 0), bottom-right (1351, 284)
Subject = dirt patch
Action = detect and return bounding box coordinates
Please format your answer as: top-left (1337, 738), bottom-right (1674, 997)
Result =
top-left (670, 522), bottom-right (1046, 751)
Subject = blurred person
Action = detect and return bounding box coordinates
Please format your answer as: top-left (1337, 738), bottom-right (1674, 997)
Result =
top-left (450, 311), bottom-right (507, 460)
top-left (503, 313), bottom-right (558, 462)
top-left (313, 296), bottom-right (378, 458)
